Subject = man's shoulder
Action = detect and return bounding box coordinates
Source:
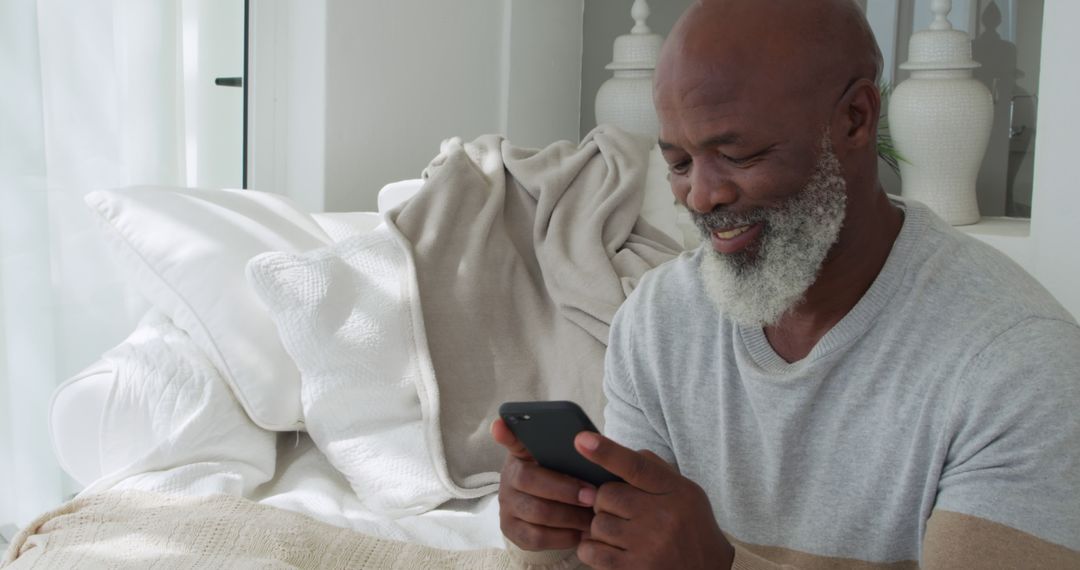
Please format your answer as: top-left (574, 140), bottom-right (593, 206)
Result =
top-left (902, 204), bottom-right (1076, 332)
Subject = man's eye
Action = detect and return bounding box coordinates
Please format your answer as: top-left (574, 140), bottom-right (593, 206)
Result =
top-left (722, 153), bottom-right (752, 166)
top-left (669, 160), bottom-right (691, 176)
top-left (724, 146), bottom-right (772, 166)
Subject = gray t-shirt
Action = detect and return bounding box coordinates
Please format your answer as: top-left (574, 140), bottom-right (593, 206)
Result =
top-left (603, 198), bottom-right (1080, 564)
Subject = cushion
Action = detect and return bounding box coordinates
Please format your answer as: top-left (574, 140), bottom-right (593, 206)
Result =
top-left (377, 179), bottom-right (425, 214)
top-left (246, 227), bottom-right (450, 516)
top-left (311, 211), bottom-right (383, 242)
top-left (85, 187), bottom-right (332, 431)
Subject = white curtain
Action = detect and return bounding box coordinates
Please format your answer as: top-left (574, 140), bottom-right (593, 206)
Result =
top-left (0, 0), bottom-right (189, 526)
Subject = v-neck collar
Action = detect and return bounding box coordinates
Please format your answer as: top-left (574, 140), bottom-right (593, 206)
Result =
top-left (737, 197), bottom-right (927, 376)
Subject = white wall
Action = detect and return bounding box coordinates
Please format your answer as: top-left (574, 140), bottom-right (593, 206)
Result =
top-left (503, 1), bottom-right (585, 149)
top-left (1028, 0), bottom-right (1080, 319)
top-left (251, 0), bottom-right (583, 213)
top-left (323, 1), bottom-right (502, 212)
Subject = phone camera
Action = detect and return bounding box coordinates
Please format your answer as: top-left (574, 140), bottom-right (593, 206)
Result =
top-left (507, 416), bottom-right (519, 424)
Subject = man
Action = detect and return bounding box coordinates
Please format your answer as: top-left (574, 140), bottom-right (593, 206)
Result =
top-left (493, 0), bottom-right (1080, 568)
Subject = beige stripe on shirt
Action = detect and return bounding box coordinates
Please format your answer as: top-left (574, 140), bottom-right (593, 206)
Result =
top-left (729, 510), bottom-right (1080, 570)
top-left (921, 510), bottom-right (1080, 569)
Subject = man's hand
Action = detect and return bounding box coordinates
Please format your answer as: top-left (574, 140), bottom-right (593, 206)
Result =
top-left (492, 418), bottom-right (597, 551)
top-left (573, 432), bottom-right (735, 569)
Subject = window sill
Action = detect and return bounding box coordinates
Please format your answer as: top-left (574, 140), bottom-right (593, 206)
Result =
top-left (957, 217), bottom-right (1035, 273)
top-left (957, 216), bottom-right (1032, 238)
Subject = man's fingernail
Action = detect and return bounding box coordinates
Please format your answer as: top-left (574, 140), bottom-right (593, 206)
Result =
top-left (578, 487), bottom-right (597, 506)
top-left (578, 432), bottom-right (600, 451)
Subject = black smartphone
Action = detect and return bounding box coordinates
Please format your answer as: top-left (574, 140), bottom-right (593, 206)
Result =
top-left (499, 400), bottom-right (622, 487)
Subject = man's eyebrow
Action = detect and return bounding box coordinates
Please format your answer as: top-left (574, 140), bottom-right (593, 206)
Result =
top-left (698, 132), bottom-right (744, 148)
top-left (658, 133), bottom-right (745, 152)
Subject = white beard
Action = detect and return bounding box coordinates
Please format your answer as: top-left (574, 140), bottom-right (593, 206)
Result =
top-left (696, 136), bottom-right (848, 327)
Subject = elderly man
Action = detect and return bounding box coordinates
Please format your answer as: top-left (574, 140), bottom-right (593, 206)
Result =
top-left (493, 0), bottom-right (1080, 568)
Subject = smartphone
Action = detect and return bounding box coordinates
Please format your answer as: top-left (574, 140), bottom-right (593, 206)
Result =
top-left (499, 400), bottom-right (622, 487)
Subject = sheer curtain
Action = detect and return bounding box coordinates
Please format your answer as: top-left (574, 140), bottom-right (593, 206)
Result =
top-left (1, 0), bottom-right (189, 525)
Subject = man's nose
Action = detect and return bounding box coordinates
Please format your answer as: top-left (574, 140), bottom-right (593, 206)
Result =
top-left (685, 165), bottom-right (738, 214)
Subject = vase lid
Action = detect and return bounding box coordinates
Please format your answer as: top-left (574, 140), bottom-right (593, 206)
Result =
top-left (900, 0), bottom-right (980, 71)
top-left (900, 29), bottom-right (980, 70)
top-left (606, 0), bottom-right (663, 71)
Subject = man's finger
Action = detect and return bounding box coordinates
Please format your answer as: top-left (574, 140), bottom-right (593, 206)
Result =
top-left (506, 459), bottom-right (596, 506)
top-left (592, 482), bottom-right (639, 519)
top-left (577, 537), bottom-right (628, 569)
top-left (588, 511), bottom-right (632, 549)
top-left (504, 487), bottom-right (594, 531)
top-left (506, 519), bottom-right (582, 552)
top-left (638, 449), bottom-right (670, 466)
top-left (574, 432), bottom-right (673, 494)
top-left (491, 417), bottom-right (532, 460)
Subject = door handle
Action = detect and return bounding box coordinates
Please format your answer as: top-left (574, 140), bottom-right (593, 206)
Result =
top-left (214, 77), bottom-right (243, 87)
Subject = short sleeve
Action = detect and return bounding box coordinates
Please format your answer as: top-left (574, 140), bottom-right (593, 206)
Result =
top-left (602, 299), bottom-right (677, 466)
top-left (935, 317), bottom-right (1080, 550)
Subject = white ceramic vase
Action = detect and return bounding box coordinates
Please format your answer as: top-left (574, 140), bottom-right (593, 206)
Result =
top-left (889, 0), bottom-right (993, 226)
top-left (594, 0), bottom-right (663, 140)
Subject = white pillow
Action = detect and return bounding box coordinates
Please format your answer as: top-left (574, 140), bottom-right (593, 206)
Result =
top-left (247, 227), bottom-right (452, 516)
top-left (85, 186), bottom-right (332, 431)
top-left (311, 211), bottom-right (383, 242)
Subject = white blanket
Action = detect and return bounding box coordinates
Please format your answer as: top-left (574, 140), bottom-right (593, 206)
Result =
top-left (84, 311), bottom-right (277, 497)
top-left (2, 491), bottom-right (546, 569)
top-left (70, 312), bottom-right (503, 550)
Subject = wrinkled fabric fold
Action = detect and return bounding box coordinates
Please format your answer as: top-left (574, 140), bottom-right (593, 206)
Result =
top-left (396, 125), bottom-right (680, 488)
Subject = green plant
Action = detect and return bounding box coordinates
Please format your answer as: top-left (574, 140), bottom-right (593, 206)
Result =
top-left (877, 81), bottom-right (907, 177)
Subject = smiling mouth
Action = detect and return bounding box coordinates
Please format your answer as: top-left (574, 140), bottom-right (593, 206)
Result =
top-left (713, 226), bottom-right (753, 240)
top-left (707, 222), bottom-right (764, 255)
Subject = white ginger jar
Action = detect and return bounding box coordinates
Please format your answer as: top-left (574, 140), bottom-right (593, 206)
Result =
top-left (595, 0), bottom-right (663, 140)
top-left (889, 0), bottom-right (993, 226)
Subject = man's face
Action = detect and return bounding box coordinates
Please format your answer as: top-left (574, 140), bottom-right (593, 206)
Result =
top-left (655, 62), bottom-right (850, 326)
top-left (696, 135), bottom-right (848, 326)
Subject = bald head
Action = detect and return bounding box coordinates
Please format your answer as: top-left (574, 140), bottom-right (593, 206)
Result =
top-left (654, 0), bottom-right (885, 214)
top-left (657, 0), bottom-right (881, 110)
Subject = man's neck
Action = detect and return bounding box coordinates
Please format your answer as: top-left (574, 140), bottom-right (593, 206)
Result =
top-left (764, 190), bottom-right (904, 363)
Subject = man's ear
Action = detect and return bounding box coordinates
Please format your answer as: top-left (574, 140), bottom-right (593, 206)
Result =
top-left (835, 78), bottom-right (881, 152)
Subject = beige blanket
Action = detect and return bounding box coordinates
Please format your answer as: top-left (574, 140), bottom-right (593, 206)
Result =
top-left (1, 491), bottom-right (585, 570)
top-left (392, 126), bottom-right (680, 487)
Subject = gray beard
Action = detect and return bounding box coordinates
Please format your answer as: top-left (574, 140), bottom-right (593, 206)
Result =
top-left (695, 137), bottom-right (848, 327)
